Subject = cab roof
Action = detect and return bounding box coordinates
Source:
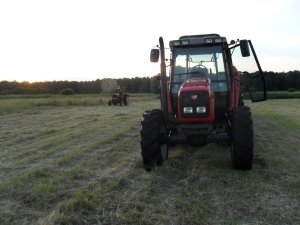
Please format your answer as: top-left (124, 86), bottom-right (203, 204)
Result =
top-left (169, 34), bottom-right (227, 48)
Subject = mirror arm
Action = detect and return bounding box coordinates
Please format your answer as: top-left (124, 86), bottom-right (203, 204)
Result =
top-left (248, 40), bottom-right (267, 101)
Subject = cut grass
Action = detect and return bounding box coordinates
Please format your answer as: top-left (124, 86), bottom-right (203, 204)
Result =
top-left (0, 96), bottom-right (299, 225)
top-left (0, 94), bottom-right (157, 115)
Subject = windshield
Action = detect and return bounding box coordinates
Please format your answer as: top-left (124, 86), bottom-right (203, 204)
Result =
top-left (172, 46), bottom-right (226, 86)
top-left (171, 45), bottom-right (227, 93)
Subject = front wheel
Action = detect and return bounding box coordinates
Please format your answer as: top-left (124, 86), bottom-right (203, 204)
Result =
top-left (140, 109), bottom-right (168, 171)
top-left (230, 106), bottom-right (254, 170)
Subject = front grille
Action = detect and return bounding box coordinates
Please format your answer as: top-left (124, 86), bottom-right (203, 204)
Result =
top-left (180, 91), bottom-right (209, 118)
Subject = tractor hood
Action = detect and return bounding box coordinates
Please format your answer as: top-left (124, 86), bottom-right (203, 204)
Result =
top-left (177, 77), bottom-right (215, 123)
top-left (179, 78), bottom-right (210, 92)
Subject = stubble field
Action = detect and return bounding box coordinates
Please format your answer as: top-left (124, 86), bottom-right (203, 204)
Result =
top-left (0, 95), bottom-right (299, 225)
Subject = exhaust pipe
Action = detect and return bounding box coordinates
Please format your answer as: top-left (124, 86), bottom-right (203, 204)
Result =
top-left (159, 37), bottom-right (168, 118)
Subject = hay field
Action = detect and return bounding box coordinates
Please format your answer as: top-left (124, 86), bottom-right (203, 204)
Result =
top-left (0, 95), bottom-right (299, 225)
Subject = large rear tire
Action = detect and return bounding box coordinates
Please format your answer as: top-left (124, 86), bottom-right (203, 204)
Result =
top-left (140, 109), bottom-right (168, 171)
top-left (230, 106), bottom-right (254, 170)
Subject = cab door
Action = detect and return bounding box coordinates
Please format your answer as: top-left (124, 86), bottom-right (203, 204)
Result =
top-left (230, 40), bottom-right (267, 102)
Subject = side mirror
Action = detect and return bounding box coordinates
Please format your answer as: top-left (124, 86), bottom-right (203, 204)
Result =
top-left (150, 49), bottom-right (159, 62)
top-left (240, 40), bottom-right (250, 57)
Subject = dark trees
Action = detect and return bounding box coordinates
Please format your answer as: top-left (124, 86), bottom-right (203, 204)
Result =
top-left (0, 71), bottom-right (299, 95)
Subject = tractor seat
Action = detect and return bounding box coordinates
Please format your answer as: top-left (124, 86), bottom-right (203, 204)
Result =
top-left (190, 67), bottom-right (208, 79)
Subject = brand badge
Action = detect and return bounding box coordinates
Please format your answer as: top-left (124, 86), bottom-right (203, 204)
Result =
top-left (191, 94), bottom-right (198, 100)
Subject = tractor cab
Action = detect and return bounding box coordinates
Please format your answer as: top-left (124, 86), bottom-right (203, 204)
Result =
top-left (170, 39), bottom-right (228, 121)
top-left (151, 34), bottom-right (266, 122)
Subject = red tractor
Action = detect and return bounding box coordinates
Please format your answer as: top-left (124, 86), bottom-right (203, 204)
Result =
top-left (140, 34), bottom-right (267, 170)
top-left (108, 86), bottom-right (129, 106)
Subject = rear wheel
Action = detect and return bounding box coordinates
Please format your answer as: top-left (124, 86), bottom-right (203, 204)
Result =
top-left (140, 109), bottom-right (168, 170)
top-left (230, 106), bottom-right (254, 170)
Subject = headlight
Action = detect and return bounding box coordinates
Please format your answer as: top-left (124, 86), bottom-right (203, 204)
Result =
top-left (183, 107), bottom-right (193, 113)
top-left (196, 107), bottom-right (206, 113)
top-left (181, 40), bottom-right (189, 45)
top-left (214, 38), bottom-right (222, 43)
top-left (205, 38), bottom-right (213, 44)
top-left (173, 41), bottom-right (181, 46)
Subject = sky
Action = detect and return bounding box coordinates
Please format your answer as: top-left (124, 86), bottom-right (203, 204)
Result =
top-left (0, 0), bottom-right (299, 82)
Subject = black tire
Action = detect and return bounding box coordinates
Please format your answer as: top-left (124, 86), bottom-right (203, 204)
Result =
top-left (230, 106), bottom-right (254, 170)
top-left (140, 109), bottom-right (168, 171)
top-left (108, 100), bottom-right (112, 106)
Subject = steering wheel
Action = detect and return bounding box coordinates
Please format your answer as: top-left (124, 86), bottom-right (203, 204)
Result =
top-left (190, 64), bottom-right (208, 78)
top-left (192, 64), bottom-right (207, 70)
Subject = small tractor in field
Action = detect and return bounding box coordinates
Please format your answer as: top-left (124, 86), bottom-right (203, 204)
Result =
top-left (140, 34), bottom-right (267, 170)
top-left (108, 86), bottom-right (129, 106)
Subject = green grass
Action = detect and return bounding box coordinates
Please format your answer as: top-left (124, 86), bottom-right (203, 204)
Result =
top-left (0, 96), bottom-right (299, 225)
top-left (267, 91), bottom-right (300, 99)
top-left (0, 93), bottom-right (157, 115)
top-left (244, 90), bottom-right (300, 99)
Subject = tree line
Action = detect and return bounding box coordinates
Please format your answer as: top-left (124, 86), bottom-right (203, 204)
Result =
top-left (0, 77), bottom-right (160, 95)
top-left (241, 70), bottom-right (300, 92)
top-left (0, 71), bottom-right (299, 95)
top-left (264, 70), bottom-right (300, 91)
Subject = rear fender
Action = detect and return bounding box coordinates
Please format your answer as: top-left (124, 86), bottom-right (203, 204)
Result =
top-left (231, 66), bottom-right (241, 109)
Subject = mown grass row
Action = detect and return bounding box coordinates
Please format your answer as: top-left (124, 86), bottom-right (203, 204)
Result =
top-left (0, 109), bottom-right (134, 169)
top-left (0, 96), bottom-right (159, 225)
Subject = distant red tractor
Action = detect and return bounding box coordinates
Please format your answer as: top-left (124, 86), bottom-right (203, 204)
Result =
top-left (108, 86), bottom-right (129, 106)
top-left (140, 34), bottom-right (267, 171)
